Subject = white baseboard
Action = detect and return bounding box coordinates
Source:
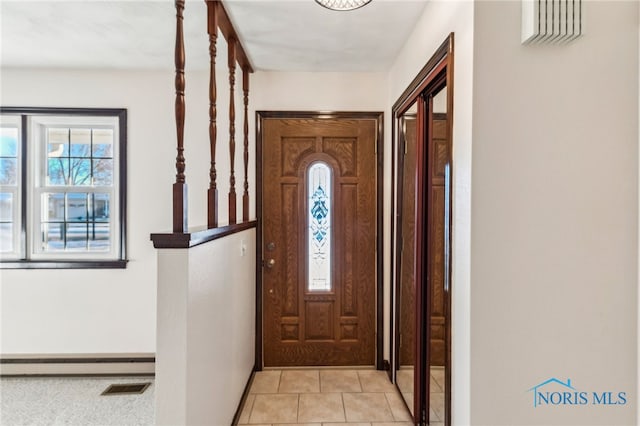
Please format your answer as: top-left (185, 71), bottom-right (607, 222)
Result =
top-left (0, 353), bottom-right (155, 376)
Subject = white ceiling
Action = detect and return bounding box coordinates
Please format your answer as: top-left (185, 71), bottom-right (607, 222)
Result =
top-left (0, 0), bottom-right (427, 72)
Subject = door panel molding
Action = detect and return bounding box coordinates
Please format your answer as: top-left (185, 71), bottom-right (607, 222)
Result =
top-left (256, 111), bottom-right (383, 369)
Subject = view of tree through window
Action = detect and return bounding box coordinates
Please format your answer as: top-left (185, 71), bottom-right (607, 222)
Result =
top-left (0, 108), bottom-right (126, 267)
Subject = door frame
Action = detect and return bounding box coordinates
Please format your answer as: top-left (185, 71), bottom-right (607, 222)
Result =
top-left (390, 34), bottom-right (454, 425)
top-left (255, 110), bottom-right (384, 370)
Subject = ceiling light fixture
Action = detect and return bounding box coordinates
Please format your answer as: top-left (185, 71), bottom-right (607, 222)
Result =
top-left (315, 0), bottom-right (372, 11)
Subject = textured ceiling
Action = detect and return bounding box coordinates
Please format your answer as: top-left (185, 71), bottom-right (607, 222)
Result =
top-left (0, 0), bottom-right (427, 72)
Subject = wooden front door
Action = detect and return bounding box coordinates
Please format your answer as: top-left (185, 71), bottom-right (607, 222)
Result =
top-left (261, 115), bottom-right (378, 367)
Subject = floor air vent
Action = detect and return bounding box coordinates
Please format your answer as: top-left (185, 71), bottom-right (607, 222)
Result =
top-left (101, 382), bottom-right (151, 396)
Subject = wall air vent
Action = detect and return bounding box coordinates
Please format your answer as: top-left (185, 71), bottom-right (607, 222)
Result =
top-left (522, 0), bottom-right (583, 44)
top-left (101, 382), bottom-right (151, 396)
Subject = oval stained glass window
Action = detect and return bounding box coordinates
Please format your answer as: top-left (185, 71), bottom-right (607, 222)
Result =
top-left (308, 162), bottom-right (331, 292)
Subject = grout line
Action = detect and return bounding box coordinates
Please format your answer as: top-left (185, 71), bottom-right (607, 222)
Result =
top-left (341, 391), bottom-right (348, 423)
top-left (295, 393), bottom-right (300, 423)
top-left (276, 370), bottom-right (282, 393)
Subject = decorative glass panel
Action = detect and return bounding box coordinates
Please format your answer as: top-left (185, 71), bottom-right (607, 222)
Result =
top-left (308, 162), bottom-right (332, 292)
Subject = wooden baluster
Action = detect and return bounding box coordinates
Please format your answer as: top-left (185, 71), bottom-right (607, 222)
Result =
top-left (228, 38), bottom-right (237, 224)
top-left (206, 0), bottom-right (218, 228)
top-left (242, 69), bottom-right (250, 222)
top-left (173, 0), bottom-right (188, 233)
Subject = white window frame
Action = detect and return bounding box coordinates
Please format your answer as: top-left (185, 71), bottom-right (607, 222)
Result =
top-left (0, 108), bottom-right (127, 268)
top-left (0, 114), bottom-right (23, 260)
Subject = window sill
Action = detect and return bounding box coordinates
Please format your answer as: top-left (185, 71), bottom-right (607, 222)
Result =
top-left (0, 260), bottom-right (128, 269)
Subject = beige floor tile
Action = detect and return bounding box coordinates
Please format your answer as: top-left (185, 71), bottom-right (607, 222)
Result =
top-left (357, 371), bottom-right (396, 392)
top-left (279, 370), bottom-right (320, 393)
top-left (430, 392), bottom-right (445, 422)
top-left (274, 424), bottom-right (321, 426)
top-left (430, 374), bottom-right (442, 392)
top-left (298, 393), bottom-right (345, 423)
top-left (250, 370), bottom-right (282, 394)
top-left (320, 370), bottom-right (362, 392)
top-left (239, 394), bottom-right (256, 424)
top-left (249, 394), bottom-right (299, 424)
top-left (342, 393), bottom-right (394, 422)
top-left (384, 392), bottom-right (412, 422)
top-left (323, 423), bottom-right (371, 426)
top-left (396, 368), bottom-right (413, 396)
top-left (431, 367), bottom-right (445, 391)
top-left (372, 423), bottom-right (413, 426)
top-left (429, 406), bottom-right (440, 422)
top-left (239, 424), bottom-right (271, 426)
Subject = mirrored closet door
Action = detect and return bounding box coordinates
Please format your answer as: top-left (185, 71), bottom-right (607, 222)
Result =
top-left (391, 34), bottom-right (453, 425)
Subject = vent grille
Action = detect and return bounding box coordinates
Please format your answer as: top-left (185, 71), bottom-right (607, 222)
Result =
top-left (101, 382), bottom-right (151, 396)
top-left (522, 0), bottom-right (583, 44)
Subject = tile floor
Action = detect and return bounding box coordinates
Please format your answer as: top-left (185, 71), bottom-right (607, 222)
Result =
top-left (396, 366), bottom-right (446, 425)
top-left (238, 369), bottom-right (415, 426)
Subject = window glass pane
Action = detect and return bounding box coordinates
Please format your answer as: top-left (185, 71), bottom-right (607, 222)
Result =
top-left (92, 194), bottom-right (110, 222)
top-left (48, 158), bottom-right (69, 185)
top-left (0, 223), bottom-right (13, 252)
top-left (308, 162), bottom-right (332, 292)
top-left (0, 127), bottom-right (18, 157)
top-left (0, 158), bottom-right (18, 185)
top-left (0, 193), bottom-right (12, 221)
top-left (41, 222), bottom-right (65, 251)
top-left (47, 128), bottom-right (68, 158)
top-left (67, 193), bottom-right (89, 222)
top-left (92, 159), bottom-right (113, 186)
top-left (70, 129), bottom-right (91, 157)
top-left (69, 159), bottom-right (91, 186)
top-left (93, 129), bottom-right (113, 158)
top-left (66, 223), bottom-right (88, 250)
top-left (42, 193), bottom-right (65, 222)
top-left (88, 223), bottom-right (110, 251)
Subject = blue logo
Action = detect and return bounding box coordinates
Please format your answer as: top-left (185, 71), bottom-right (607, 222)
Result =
top-left (528, 377), bottom-right (627, 408)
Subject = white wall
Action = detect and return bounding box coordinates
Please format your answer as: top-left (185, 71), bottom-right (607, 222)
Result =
top-left (0, 27), bottom-right (255, 355)
top-left (471, 2), bottom-right (638, 425)
top-left (387, 1), bottom-right (475, 424)
top-left (155, 229), bottom-right (256, 425)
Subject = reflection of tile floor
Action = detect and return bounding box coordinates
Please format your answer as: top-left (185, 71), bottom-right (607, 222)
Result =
top-left (396, 366), bottom-right (445, 425)
top-left (239, 369), bottom-right (413, 425)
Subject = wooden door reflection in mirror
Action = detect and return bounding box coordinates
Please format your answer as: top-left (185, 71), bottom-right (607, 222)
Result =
top-left (397, 101), bottom-right (418, 416)
top-left (392, 33), bottom-right (453, 425)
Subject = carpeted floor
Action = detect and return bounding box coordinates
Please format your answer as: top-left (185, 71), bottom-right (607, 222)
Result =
top-left (0, 376), bottom-right (154, 426)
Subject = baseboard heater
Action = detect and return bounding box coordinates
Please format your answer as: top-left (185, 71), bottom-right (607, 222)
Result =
top-left (0, 354), bottom-right (155, 376)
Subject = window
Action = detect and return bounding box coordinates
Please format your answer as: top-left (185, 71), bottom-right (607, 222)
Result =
top-left (0, 108), bottom-right (127, 268)
top-left (307, 162), bottom-right (332, 291)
